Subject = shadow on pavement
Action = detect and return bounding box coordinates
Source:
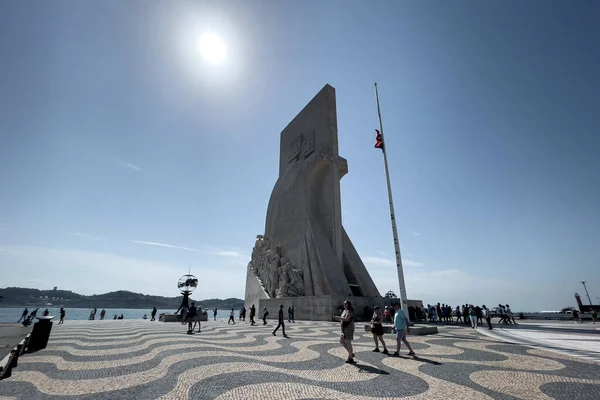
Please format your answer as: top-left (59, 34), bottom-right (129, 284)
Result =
top-left (412, 356), bottom-right (442, 365)
top-left (352, 364), bottom-right (390, 375)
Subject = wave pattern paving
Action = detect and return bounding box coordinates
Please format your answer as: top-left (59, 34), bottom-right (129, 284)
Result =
top-left (1, 320), bottom-right (599, 399)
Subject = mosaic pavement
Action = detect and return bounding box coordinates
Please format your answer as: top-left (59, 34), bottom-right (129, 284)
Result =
top-left (0, 320), bottom-right (599, 399)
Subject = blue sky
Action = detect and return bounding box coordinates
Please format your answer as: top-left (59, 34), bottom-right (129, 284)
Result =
top-left (1, 1), bottom-right (598, 311)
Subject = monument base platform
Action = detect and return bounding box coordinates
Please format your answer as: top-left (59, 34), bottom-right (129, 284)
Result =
top-left (363, 324), bottom-right (438, 336)
top-left (259, 296), bottom-right (385, 322)
top-left (159, 313), bottom-right (208, 323)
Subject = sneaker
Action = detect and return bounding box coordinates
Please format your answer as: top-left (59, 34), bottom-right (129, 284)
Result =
top-left (372, 348), bottom-right (380, 353)
top-left (382, 349), bottom-right (389, 355)
top-left (284, 334), bottom-right (289, 338)
top-left (272, 332), bottom-right (276, 336)
top-left (345, 358), bottom-right (356, 364)
top-left (408, 351), bottom-right (415, 356)
top-left (393, 352), bottom-right (399, 357)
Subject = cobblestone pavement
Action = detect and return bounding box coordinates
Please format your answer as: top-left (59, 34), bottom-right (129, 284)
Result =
top-left (478, 321), bottom-right (600, 363)
top-left (0, 320), bottom-right (599, 399)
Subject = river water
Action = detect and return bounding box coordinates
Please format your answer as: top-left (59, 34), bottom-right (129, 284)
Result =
top-left (0, 307), bottom-right (235, 323)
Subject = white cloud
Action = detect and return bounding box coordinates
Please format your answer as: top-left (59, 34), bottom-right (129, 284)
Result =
top-left (65, 231), bottom-right (105, 241)
top-left (363, 256), bottom-right (423, 268)
top-left (0, 246), bottom-right (243, 298)
top-left (116, 160), bottom-right (141, 172)
top-left (132, 241), bottom-right (198, 252)
top-left (403, 259), bottom-right (424, 267)
top-left (210, 250), bottom-right (244, 257)
top-left (363, 256), bottom-right (395, 267)
top-left (412, 232), bottom-right (421, 237)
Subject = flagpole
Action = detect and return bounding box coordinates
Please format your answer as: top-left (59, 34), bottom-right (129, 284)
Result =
top-left (374, 82), bottom-right (410, 322)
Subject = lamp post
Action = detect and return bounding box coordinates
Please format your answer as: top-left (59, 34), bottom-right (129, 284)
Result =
top-left (580, 281), bottom-right (592, 305)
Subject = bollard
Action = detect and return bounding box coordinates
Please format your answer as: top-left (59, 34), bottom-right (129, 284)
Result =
top-left (10, 345), bottom-right (22, 368)
top-left (27, 316), bottom-right (54, 353)
top-left (0, 350), bottom-right (18, 380)
top-left (20, 334), bottom-right (31, 355)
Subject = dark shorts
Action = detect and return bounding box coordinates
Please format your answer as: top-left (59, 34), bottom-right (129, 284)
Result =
top-left (371, 324), bottom-right (384, 336)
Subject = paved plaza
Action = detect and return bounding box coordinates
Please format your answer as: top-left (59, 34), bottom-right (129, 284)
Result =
top-left (0, 319), bottom-right (599, 400)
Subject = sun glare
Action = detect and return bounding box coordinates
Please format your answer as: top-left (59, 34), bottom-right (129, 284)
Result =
top-left (200, 33), bottom-right (226, 65)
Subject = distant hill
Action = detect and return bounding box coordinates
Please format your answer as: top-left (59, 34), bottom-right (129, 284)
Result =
top-left (0, 287), bottom-right (244, 310)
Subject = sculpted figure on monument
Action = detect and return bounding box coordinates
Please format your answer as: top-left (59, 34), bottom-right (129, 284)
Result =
top-left (268, 251), bottom-right (281, 298)
top-left (276, 258), bottom-right (304, 298)
top-left (250, 235), bottom-right (286, 298)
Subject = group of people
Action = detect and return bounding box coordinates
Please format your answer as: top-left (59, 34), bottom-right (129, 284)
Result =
top-left (17, 307), bottom-right (66, 325)
top-left (403, 302), bottom-right (518, 330)
top-left (339, 301), bottom-right (415, 365)
top-left (182, 302), bottom-right (202, 334)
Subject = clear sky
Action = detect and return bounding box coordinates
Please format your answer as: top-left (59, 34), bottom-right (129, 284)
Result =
top-left (1, 1), bottom-right (598, 311)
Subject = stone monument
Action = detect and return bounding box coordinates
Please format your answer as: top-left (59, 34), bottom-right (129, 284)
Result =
top-left (245, 84), bottom-right (384, 321)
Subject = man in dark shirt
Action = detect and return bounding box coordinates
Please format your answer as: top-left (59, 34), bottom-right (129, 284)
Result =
top-left (151, 307), bottom-right (157, 321)
top-left (250, 304), bottom-right (256, 325)
top-left (272, 304), bottom-right (288, 337)
top-left (187, 302), bottom-right (198, 334)
top-left (18, 308), bottom-right (28, 322)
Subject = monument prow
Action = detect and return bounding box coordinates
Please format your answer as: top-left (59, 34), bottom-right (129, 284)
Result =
top-left (245, 84), bottom-right (384, 321)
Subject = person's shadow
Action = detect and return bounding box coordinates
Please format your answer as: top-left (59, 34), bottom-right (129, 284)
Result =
top-left (412, 355), bottom-right (442, 365)
top-left (350, 364), bottom-right (390, 375)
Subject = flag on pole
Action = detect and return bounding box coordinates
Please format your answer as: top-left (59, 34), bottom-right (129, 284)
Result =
top-left (374, 129), bottom-right (384, 150)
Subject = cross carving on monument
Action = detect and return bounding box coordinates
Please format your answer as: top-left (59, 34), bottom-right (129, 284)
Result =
top-left (320, 151), bottom-right (348, 174)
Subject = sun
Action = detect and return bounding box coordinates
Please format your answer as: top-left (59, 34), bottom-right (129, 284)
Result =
top-left (200, 33), bottom-right (226, 65)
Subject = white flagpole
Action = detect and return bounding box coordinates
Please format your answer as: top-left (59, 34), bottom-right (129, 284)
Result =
top-left (374, 82), bottom-right (410, 321)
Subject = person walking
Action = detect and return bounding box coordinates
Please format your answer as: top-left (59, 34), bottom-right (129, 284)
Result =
top-left (187, 302), bottom-right (198, 334)
top-left (497, 304), bottom-right (505, 324)
top-left (393, 302), bottom-right (415, 357)
top-left (290, 305), bottom-right (295, 323)
top-left (482, 305), bottom-right (493, 330)
top-left (89, 308), bottom-right (96, 320)
top-left (455, 306), bottom-right (463, 323)
top-left (572, 309), bottom-right (580, 323)
top-left (591, 308), bottom-right (597, 324)
top-left (339, 300), bottom-right (356, 364)
top-left (262, 307), bottom-right (269, 325)
top-left (475, 305), bottom-right (483, 325)
top-left (17, 308), bottom-right (28, 323)
top-left (100, 309), bottom-right (106, 320)
top-left (505, 305), bottom-right (517, 324)
top-left (150, 307), bottom-right (157, 321)
top-left (213, 308), bottom-right (218, 321)
top-left (193, 306), bottom-right (202, 333)
top-left (272, 304), bottom-right (288, 337)
top-left (250, 304), bottom-right (256, 325)
top-left (370, 306), bottom-right (388, 354)
top-left (469, 305), bottom-right (478, 329)
top-left (288, 306), bottom-right (293, 323)
top-left (384, 306), bottom-right (391, 323)
top-left (58, 307), bottom-right (65, 324)
top-left (228, 308), bottom-right (236, 324)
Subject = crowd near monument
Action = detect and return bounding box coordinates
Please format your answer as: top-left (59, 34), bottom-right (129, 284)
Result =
top-left (245, 84), bottom-right (385, 320)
